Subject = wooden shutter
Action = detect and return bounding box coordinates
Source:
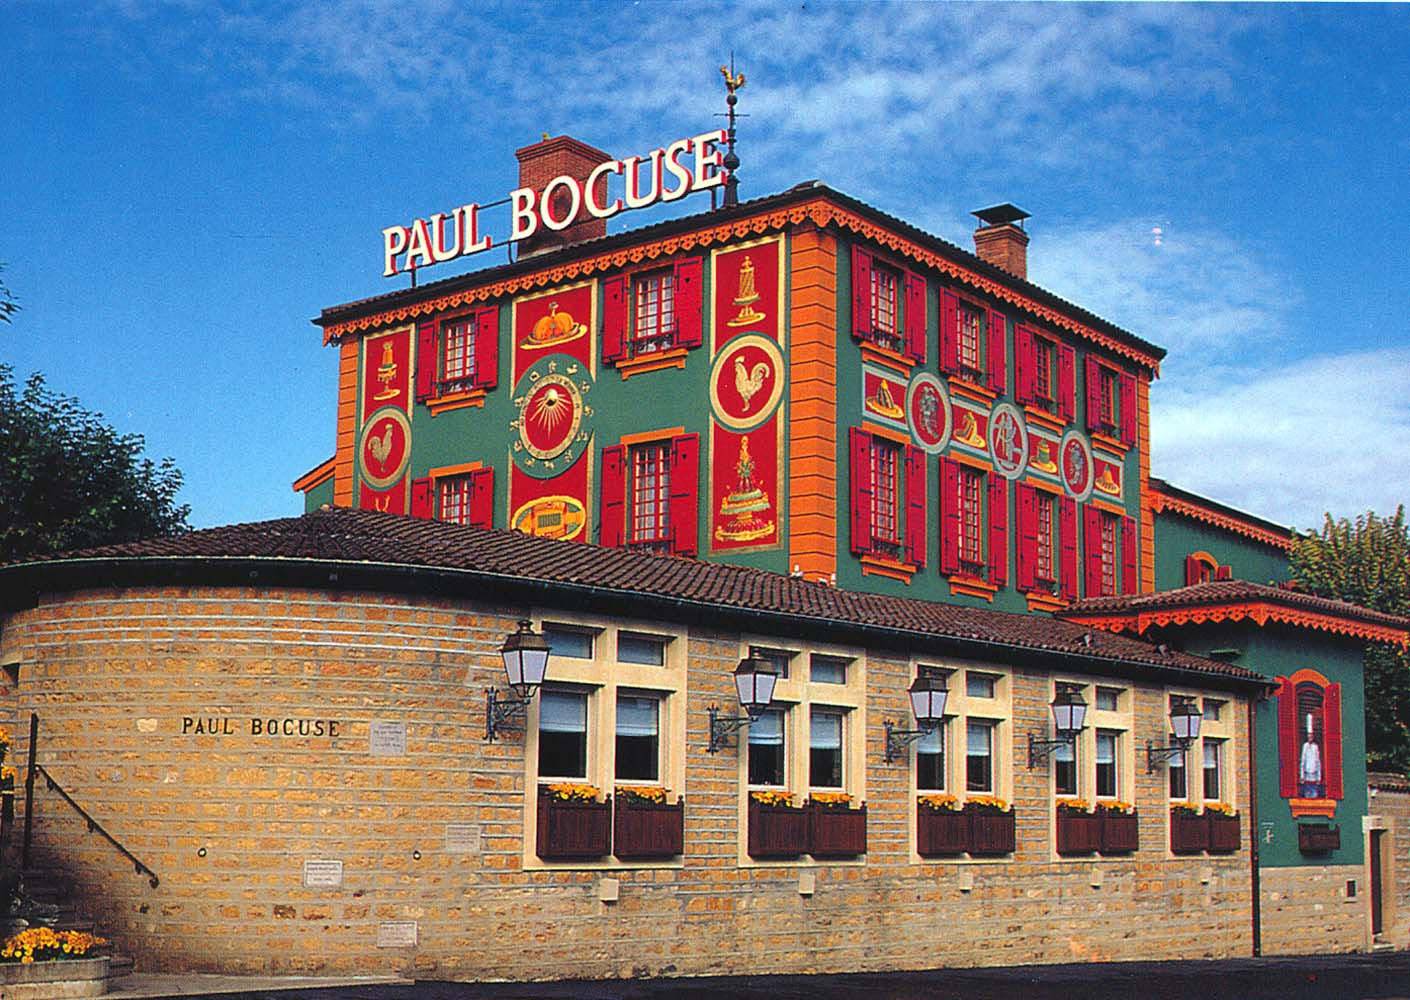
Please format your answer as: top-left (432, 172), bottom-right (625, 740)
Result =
top-left (410, 476), bottom-right (433, 518)
top-left (904, 271), bottom-right (927, 364)
top-left (987, 309), bottom-right (1007, 394)
top-left (1324, 683), bottom-right (1344, 800)
top-left (849, 428), bottom-right (874, 555)
top-left (1276, 677), bottom-right (1299, 798)
top-left (1016, 485), bottom-right (1038, 592)
top-left (674, 257), bottom-right (704, 349)
top-left (469, 467), bottom-right (494, 529)
top-left (988, 475), bottom-right (1008, 586)
top-left (668, 433), bottom-right (700, 556)
top-left (602, 275), bottom-right (629, 363)
top-left (1057, 344), bottom-right (1076, 421)
top-left (600, 445), bottom-right (626, 547)
top-left (1119, 372), bottom-right (1137, 445)
top-left (1083, 506), bottom-right (1104, 597)
top-left (904, 445), bottom-right (927, 567)
top-left (939, 457), bottom-right (960, 575)
top-left (1121, 515), bottom-right (1138, 595)
top-left (939, 289), bottom-right (960, 374)
top-left (1184, 555), bottom-right (1202, 587)
top-left (472, 305), bottom-right (499, 390)
top-left (415, 321), bottom-right (437, 401)
top-left (1014, 325), bottom-right (1035, 405)
top-left (851, 247), bottom-right (874, 342)
top-left (1059, 497), bottom-right (1079, 600)
top-left (1085, 357), bottom-right (1103, 432)
top-left (1215, 565), bottom-right (1233, 581)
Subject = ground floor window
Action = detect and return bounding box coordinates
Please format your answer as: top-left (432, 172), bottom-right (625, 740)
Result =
top-left (748, 708), bottom-right (787, 787)
top-left (966, 719), bottom-right (995, 793)
top-left (539, 689), bottom-right (588, 779)
top-left (810, 709), bottom-right (845, 789)
top-left (615, 694), bottom-right (660, 783)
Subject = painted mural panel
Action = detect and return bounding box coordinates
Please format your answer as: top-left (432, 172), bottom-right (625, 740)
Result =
top-left (507, 352), bottom-right (596, 542)
top-left (711, 237), bottom-right (784, 349)
top-left (905, 372), bottom-right (952, 454)
top-left (512, 281), bottom-right (596, 382)
top-left (1093, 454), bottom-right (1123, 501)
top-left (861, 364), bottom-right (908, 430)
top-left (710, 425), bottom-right (781, 550)
top-left (358, 325), bottom-right (413, 512)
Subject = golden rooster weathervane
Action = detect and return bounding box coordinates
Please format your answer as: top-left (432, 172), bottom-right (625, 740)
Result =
top-left (719, 57), bottom-right (745, 207)
top-left (720, 64), bottom-right (745, 95)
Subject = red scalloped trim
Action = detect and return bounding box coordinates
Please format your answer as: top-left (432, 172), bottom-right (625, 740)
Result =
top-left (1065, 602), bottom-right (1408, 648)
top-left (1148, 487), bottom-right (1293, 551)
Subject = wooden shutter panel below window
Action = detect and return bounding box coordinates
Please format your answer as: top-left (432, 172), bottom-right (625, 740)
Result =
top-left (600, 445), bottom-right (626, 547)
top-left (1324, 682), bottom-right (1344, 800)
top-left (415, 321), bottom-right (436, 401)
top-left (410, 477), bottom-right (433, 519)
top-left (849, 427), bottom-right (874, 556)
top-left (674, 257), bottom-right (704, 349)
top-left (469, 467), bottom-right (494, 529)
top-left (669, 433), bottom-right (700, 556)
top-left (602, 275), bottom-right (629, 363)
top-left (1276, 677), bottom-right (1298, 799)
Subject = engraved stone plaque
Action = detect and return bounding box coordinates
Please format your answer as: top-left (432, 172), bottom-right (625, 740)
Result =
top-left (369, 720), bottom-right (407, 756)
top-left (377, 921), bottom-right (418, 948)
top-left (445, 823), bottom-right (481, 854)
top-left (302, 859), bottom-right (344, 888)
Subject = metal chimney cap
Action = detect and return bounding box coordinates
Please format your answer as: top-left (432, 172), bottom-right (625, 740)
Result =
top-left (972, 203), bottom-right (1031, 229)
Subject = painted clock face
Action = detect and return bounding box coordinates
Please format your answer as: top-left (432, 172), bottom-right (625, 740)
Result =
top-left (905, 372), bottom-right (952, 453)
top-left (709, 333), bottom-right (786, 431)
top-left (987, 402), bottom-right (1028, 480)
top-left (510, 355), bottom-right (594, 478)
top-left (1060, 428), bottom-right (1094, 501)
top-left (358, 407), bottom-right (412, 489)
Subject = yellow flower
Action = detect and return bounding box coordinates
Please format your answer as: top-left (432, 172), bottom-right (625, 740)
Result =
top-left (750, 789), bottom-right (793, 807)
top-left (1205, 801), bottom-right (1236, 816)
top-left (1056, 797), bottom-right (1090, 813)
top-left (965, 795), bottom-right (1011, 813)
top-left (917, 793), bottom-right (961, 812)
top-left (542, 782), bottom-right (600, 803)
top-left (809, 791), bottom-right (853, 807)
top-left (1098, 800), bottom-right (1135, 815)
top-left (615, 785), bottom-right (668, 805)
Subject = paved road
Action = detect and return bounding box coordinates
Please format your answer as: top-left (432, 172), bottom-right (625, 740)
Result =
top-left (153, 951), bottom-right (1410, 999)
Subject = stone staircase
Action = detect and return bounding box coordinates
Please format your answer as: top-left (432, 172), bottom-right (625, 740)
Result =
top-left (14, 866), bottom-right (134, 984)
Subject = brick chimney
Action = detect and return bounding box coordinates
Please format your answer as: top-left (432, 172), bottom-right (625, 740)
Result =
top-left (972, 204), bottom-right (1031, 280)
top-left (515, 134), bottom-right (613, 258)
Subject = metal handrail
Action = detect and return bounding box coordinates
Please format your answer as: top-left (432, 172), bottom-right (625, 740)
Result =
top-left (20, 713), bottom-right (159, 889)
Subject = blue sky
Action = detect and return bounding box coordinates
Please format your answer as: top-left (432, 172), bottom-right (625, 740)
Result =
top-left (3, 2), bottom-right (1407, 530)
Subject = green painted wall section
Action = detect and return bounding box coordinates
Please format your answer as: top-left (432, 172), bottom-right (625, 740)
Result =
top-left (1166, 621), bottom-right (1365, 868)
top-left (302, 477), bottom-right (334, 513)
top-left (1153, 511), bottom-right (1291, 590)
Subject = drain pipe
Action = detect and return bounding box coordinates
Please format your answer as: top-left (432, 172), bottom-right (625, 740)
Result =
top-left (1248, 693), bottom-right (1262, 956)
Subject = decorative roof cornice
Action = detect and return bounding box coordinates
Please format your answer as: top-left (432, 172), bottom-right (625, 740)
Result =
top-left (1063, 602), bottom-right (1408, 649)
top-left (1148, 480), bottom-right (1295, 551)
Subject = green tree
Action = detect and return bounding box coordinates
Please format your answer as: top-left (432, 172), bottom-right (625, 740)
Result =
top-left (0, 364), bottom-right (190, 563)
top-left (0, 263), bottom-right (17, 325)
top-left (1290, 508), bottom-right (1410, 772)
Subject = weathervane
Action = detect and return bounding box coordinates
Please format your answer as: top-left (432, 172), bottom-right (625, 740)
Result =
top-left (719, 57), bottom-right (746, 208)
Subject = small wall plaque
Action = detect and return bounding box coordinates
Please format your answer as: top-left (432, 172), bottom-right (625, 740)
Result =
top-left (445, 823), bottom-right (482, 854)
top-left (377, 921), bottom-right (418, 948)
top-left (369, 720), bottom-right (407, 756)
top-left (302, 859), bottom-right (344, 888)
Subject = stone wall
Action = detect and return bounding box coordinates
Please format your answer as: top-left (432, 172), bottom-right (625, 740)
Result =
top-left (0, 585), bottom-right (1255, 981)
top-left (1260, 864), bottom-right (1366, 955)
top-left (1369, 773), bottom-right (1410, 947)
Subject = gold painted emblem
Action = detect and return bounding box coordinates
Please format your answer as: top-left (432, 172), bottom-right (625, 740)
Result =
top-left (520, 301), bottom-right (587, 350)
top-left (512, 495), bottom-right (587, 541)
top-left (734, 354), bottom-right (771, 410)
top-left (715, 437), bottom-right (775, 543)
top-left (727, 255), bottom-right (767, 328)
top-left (864, 378), bottom-right (905, 421)
top-left (374, 340), bottom-right (400, 400)
top-left (1031, 438), bottom-right (1058, 474)
top-left (1095, 465), bottom-right (1121, 495)
top-left (954, 410), bottom-right (986, 448)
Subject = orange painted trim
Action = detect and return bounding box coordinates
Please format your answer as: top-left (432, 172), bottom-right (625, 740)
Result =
top-left (789, 223), bottom-right (839, 583)
top-left (1063, 602), bottom-right (1409, 648)
top-left (859, 342), bottom-right (914, 375)
top-left (428, 460), bottom-right (484, 481)
top-left (1023, 476), bottom-right (1064, 497)
top-left (1289, 798), bottom-right (1337, 819)
top-left (1148, 484), bottom-right (1295, 552)
top-left (1088, 497), bottom-right (1127, 518)
top-left (1091, 431), bottom-right (1130, 457)
top-left (860, 553), bottom-right (917, 584)
top-left (949, 377), bottom-right (997, 406)
top-left (1288, 667), bottom-right (1332, 688)
top-left (426, 387), bottom-right (487, 416)
top-left (1136, 377), bottom-right (1155, 594)
top-left (1023, 405), bottom-right (1065, 434)
top-left (1025, 590), bottom-right (1068, 613)
top-left (323, 196), bottom-right (1164, 375)
top-left (292, 456), bottom-right (336, 494)
top-left (861, 421), bottom-right (912, 446)
top-left (949, 575), bottom-right (998, 602)
top-left (619, 426), bottom-right (687, 447)
top-left (950, 451), bottom-right (993, 473)
top-left (333, 338), bottom-right (358, 507)
top-left (615, 347), bottom-right (689, 379)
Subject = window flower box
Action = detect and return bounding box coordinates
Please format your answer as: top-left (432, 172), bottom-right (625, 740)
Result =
top-left (748, 792), bottom-right (807, 859)
top-left (1098, 803), bottom-right (1139, 854)
top-left (965, 797), bottom-right (1015, 856)
top-left (1297, 823), bottom-right (1340, 855)
top-left (613, 788), bottom-right (684, 860)
top-left (537, 785), bottom-right (611, 860)
top-left (1206, 807), bottom-right (1240, 854)
top-left (917, 795), bottom-right (968, 856)
top-left (807, 796), bottom-right (867, 858)
top-left (1055, 800), bottom-right (1100, 855)
top-left (1169, 805), bottom-right (1208, 854)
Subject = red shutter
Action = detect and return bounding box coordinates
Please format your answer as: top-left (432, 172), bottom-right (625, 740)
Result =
top-left (602, 275), bottom-right (629, 363)
top-left (1016, 485), bottom-right (1038, 592)
top-left (1184, 555), bottom-right (1202, 587)
top-left (988, 475), bottom-right (1008, 586)
top-left (987, 309), bottom-right (1007, 394)
top-left (851, 247), bottom-right (874, 342)
top-left (1119, 372), bottom-right (1137, 445)
top-left (473, 305), bottom-right (499, 390)
top-left (1215, 565), bottom-right (1233, 581)
top-left (1059, 497), bottom-right (1079, 600)
top-left (674, 257), bottom-right (703, 349)
top-left (905, 445), bottom-right (927, 567)
top-left (849, 428), bottom-right (874, 555)
top-left (1083, 506), bottom-right (1103, 597)
top-left (1085, 357), bottom-right (1102, 432)
top-left (1277, 677), bottom-right (1298, 799)
top-left (1014, 325), bottom-right (1035, 405)
top-left (469, 467), bottom-right (494, 529)
top-left (1121, 515), bottom-right (1138, 595)
top-left (1324, 683), bottom-right (1344, 800)
top-left (600, 445), bottom-right (626, 547)
top-left (904, 271), bottom-right (927, 364)
top-left (668, 433), bottom-right (700, 556)
top-left (1057, 345), bottom-right (1076, 421)
top-left (415, 321), bottom-right (436, 401)
top-left (939, 457), bottom-right (960, 575)
top-left (939, 289), bottom-right (960, 374)
top-left (410, 476), bottom-right (433, 519)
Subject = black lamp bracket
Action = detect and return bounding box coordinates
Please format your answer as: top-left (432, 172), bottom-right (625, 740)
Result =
top-left (706, 704), bottom-right (755, 754)
top-left (1145, 737), bottom-right (1193, 773)
top-left (485, 688), bottom-right (533, 743)
top-left (1027, 731), bottom-right (1079, 770)
top-left (883, 719), bottom-right (938, 764)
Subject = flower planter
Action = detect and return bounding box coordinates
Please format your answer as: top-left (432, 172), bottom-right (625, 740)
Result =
top-left (748, 800), bottom-right (807, 859)
top-left (917, 808), bottom-right (969, 856)
top-left (966, 807), bottom-right (1016, 856)
top-left (613, 797), bottom-right (684, 860)
top-left (1056, 811), bottom-right (1100, 855)
top-left (1297, 823), bottom-right (1340, 855)
top-left (0, 956), bottom-right (111, 998)
top-left (537, 792), bottom-right (612, 860)
top-left (1207, 813), bottom-right (1240, 854)
top-left (1170, 809), bottom-right (1208, 854)
top-left (1099, 810), bottom-right (1139, 854)
top-left (807, 801), bottom-right (866, 858)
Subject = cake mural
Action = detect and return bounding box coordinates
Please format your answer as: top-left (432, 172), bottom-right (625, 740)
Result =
top-left (714, 436), bottom-right (776, 543)
top-left (727, 256), bottom-right (767, 328)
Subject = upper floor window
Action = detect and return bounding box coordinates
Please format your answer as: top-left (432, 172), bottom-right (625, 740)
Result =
top-left (1016, 325), bottom-right (1073, 419)
top-left (917, 722), bottom-right (947, 791)
top-left (1033, 336), bottom-right (1056, 404)
top-left (810, 655), bottom-right (849, 685)
top-left (438, 474), bottom-right (475, 526)
top-left (600, 433), bottom-right (699, 557)
top-left (1202, 738), bottom-right (1224, 801)
top-left (958, 302), bottom-right (984, 377)
top-left (1096, 687), bottom-right (1122, 712)
top-left (1169, 748), bottom-right (1188, 800)
top-left (852, 246), bottom-right (926, 364)
top-left (959, 466), bottom-right (985, 570)
top-left (1099, 513), bottom-right (1118, 597)
top-left (1098, 367), bottom-right (1118, 429)
top-left (755, 647), bottom-right (794, 680)
top-left (416, 305), bottom-right (498, 404)
top-left (1203, 698), bottom-right (1225, 722)
top-left (1035, 492), bottom-right (1056, 583)
top-left (1095, 730), bottom-right (1120, 799)
top-left (440, 314), bottom-right (478, 393)
top-left (869, 263), bottom-right (902, 353)
top-left (632, 269), bottom-right (676, 356)
top-left (629, 442), bottom-right (672, 550)
top-left (543, 624), bottom-right (595, 660)
top-left (1084, 356), bottom-right (1137, 445)
top-left (871, 439), bottom-right (902, 555)
top-left (414, 465), bottom-right (492, 527)
top-left (965, 672), bottom-right (997, 699)
top-left (602, 259), bottom-right (702, 367)
top-left (850, 428), bottom-right (926, 569)
top-left (1054, 740), bottom-right (1078, 797)
top-left (618, 632), bottom-right (667, 666)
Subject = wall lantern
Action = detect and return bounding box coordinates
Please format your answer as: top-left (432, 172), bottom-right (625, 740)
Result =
top-left (884, 674), bottom-right (949, 763)
top-left (1145, 695), bottom-right (1203, 772)
top-left (485, 619), bottom-right (551, 742)
top-left (706, 653), bottom-right (779, 753)
top-left (1026, 684), bottom-right (1088, 768)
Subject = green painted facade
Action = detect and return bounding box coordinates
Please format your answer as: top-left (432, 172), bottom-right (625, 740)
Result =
top-left (302, 476), bottom-right (334, 513)
top-left (1153, 510), bottom-right (1291, 590)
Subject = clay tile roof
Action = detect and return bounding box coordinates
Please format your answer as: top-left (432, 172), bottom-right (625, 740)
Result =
top-left (2, 508), bottom-right (1264, 687)
top-left (1369, 771), bottom-right (1410, 793)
